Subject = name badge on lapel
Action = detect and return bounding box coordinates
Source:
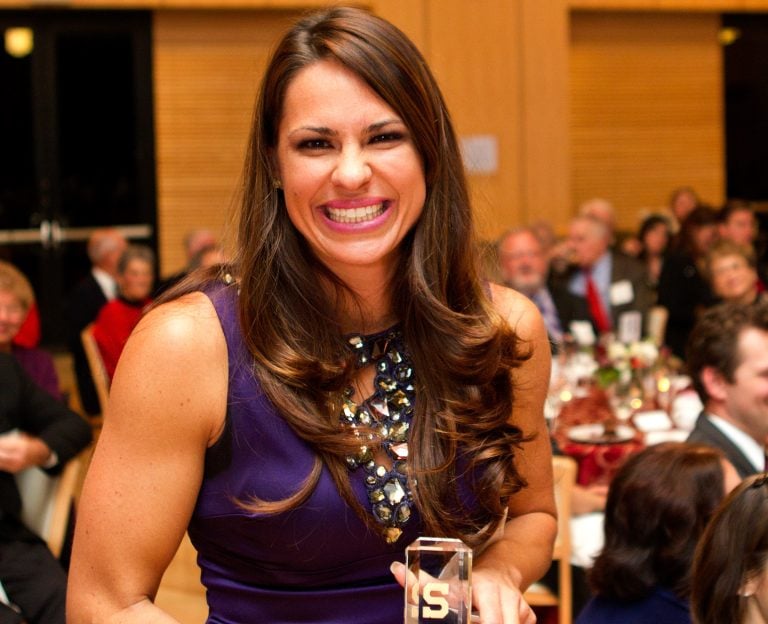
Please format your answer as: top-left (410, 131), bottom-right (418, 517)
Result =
top-left (610, 280), bottom-right (634, 306)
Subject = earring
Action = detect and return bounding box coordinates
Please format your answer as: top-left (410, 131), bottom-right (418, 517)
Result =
top-left (272, 178), bottom-right (282, 189)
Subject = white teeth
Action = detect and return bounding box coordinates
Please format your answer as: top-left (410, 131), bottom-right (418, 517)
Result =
top-left (326, 203), bottom-right (385, 224)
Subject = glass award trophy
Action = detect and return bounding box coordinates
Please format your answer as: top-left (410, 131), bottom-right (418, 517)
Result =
top-left (404, 537), bottom-right (473, 623)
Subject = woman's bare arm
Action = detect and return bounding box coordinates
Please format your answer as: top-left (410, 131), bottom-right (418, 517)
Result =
top-left (67, 293), bottom-right (228, 623)
top-left (392, 285), bottom-right (557, 623)
top-left (471, 284), bottom-right (557, 622)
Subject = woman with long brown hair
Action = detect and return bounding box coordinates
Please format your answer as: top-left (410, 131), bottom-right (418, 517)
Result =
top-left (67, 7), bottom-right (555, 623)
top-left (692, 473), bottom-right (768, 624)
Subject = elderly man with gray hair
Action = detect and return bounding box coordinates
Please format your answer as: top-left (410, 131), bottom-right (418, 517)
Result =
top-left (553, 215), bottom-right (653, 343)
top-left (64, 228), bottom-right (127, 415)
top-left (497, 226), bottom-right (565, 349)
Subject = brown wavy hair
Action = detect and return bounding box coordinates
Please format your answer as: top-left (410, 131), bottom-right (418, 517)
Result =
top-left (588, 442), bottom-right (727, 601)
top-left (691, 474), bottom-right (768, 624)
top-left (686, 301), bottom-right (768, 404)
top-left (170, 7), bottom-right (530, 546)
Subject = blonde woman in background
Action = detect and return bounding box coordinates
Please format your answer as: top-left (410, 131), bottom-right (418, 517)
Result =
top-left (0, 261), bottom-right (60, 399)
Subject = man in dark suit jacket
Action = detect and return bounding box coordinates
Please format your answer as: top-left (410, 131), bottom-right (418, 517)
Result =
top-left (65, 228), bottom-right (126, 415)
top-left (0, 352), bottom-right (92, 624)
top-left (553, 215), bottom-right (653, 343)
top-left (685, 302), bottom-right (768, 479)
top-left (687, 414), bottom-right (757, 478)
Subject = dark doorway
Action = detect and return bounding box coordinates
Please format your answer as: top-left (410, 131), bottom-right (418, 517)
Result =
top-left (722, 13), bottom-right (768, 202)
top-left (0, 10), bottom-right (155, 346)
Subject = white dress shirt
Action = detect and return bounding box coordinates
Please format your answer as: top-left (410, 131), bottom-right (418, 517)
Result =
top-left (707, 412), bottom-right (765, 473)
top-left (92, 267), bottom-right (118, 301)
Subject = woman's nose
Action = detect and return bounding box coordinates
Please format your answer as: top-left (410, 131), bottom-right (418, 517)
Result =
top-left (331, 147), bottom-right (372, 189)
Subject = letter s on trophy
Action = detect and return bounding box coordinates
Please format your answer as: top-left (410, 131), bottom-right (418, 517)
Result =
top-left (404, 537), bottom-right (472, 623)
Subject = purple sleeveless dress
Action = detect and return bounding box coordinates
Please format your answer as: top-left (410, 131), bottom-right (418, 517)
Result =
top-left (188, 285), bottom-right (423, 623)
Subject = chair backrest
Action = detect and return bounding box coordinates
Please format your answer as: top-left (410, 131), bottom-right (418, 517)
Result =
top-left (553, 455), bottom-right (577, 624)
top-left (15, 454), bottom-right (83, 558)
top-left (81, 323), bottom-right (110, 415)
top-left (551, 455), bottom-right (577, 561)
top-left (524, 455), bottom-right (578, 624)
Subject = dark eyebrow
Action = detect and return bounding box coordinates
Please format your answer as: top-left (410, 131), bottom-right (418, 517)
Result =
top-left (288, 126), bottom-right (336, 138)
top-left (368, 119), bottom-right (402, 132)
top-left (287, 118), bottom-right (403, 138)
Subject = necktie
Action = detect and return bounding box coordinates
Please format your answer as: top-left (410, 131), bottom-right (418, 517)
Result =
top-left (585, 269), bottom-right (612, 334)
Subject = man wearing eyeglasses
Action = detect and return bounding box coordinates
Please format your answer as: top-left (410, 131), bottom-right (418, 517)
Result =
top-left (497, 226), bottom-right (566, 351)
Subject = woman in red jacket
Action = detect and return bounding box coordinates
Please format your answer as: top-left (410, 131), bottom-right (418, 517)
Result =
top-left (92, 245), bottom-right (154, 379)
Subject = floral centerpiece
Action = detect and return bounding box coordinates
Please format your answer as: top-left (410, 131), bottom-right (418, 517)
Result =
top-left (594, 336), bottom-right (681, 419)
top-left (594, 338), bottom-right (659, 390)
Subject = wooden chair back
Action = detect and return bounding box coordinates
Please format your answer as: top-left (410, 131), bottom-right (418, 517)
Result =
top-left (524, 455), bottom-right (577, 624)
top-left (16, 452), bottom-right (84, 558)
top-left (81, 323), bottom-right (110, 416)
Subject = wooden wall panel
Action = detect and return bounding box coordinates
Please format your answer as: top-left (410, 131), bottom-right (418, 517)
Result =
top-left (0, 0), bottom-right (355, 7)
top-left (5, 0), bottom-right (768, 9)
top-left (417, 1), bottom-right (571, 240)
top-left (520, 0), bottom-right (571, 235)
top-left (570, 11), bottom-right (724, 231)
top-left (151, 1), bottom-right (569, 253)
top-left (424, 0), bottom-right (524, 240)
top-left (569, 0), bottom-right (768, 10)
top-left (153, 10), bottom-right (298, 274)
top-left (370, 0), bottom-right (427, 52)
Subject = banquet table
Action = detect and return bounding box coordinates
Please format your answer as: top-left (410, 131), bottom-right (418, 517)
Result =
top-left (553, 387), bottom-right (645, 486)
top-left (550, 374), bottom-right (701, 484)
top-left (549, 377), bottom-right (702, 568)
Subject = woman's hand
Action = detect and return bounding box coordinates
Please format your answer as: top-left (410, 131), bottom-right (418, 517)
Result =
top-left (470, 567), bottom-right (536, 624)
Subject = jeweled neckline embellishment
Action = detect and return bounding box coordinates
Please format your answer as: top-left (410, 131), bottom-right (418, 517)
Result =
top-left (342, 327), bottom-right (415, 544)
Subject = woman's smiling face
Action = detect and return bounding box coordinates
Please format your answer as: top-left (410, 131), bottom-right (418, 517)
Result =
top-left (275, 59), bottom-right (426, 277)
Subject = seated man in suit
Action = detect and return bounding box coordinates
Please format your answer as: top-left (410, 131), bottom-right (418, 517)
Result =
top-left (685, 301), bottom-right (768, 479)
top-left (0, 353), bottom-right (92, 624)
top-left (65, 228), bottom-right (127, 415)
top-left (497, 226), bottom-right (565, 349)
top-left (555, 214), bottom-right (653, 342)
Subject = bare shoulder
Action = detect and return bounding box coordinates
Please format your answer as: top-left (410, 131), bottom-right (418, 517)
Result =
top-left (131, 291), bottom-right (222, 352)
top-left (487, 282), bottom-right (546, 343)
top-left (118, 290), bottom-right (226, 391)
top-left (488, 283), bottom-right (550, 399)
top-left (110, 291), bottom-right (228, 443)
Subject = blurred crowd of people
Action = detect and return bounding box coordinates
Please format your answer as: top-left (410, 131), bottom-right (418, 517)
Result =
top-left (496, 187), bottom-right (768, 624)
top-left (497, 188), bottom-right (766, 359)
top-left (0, 226), bottom-right (225, 623)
